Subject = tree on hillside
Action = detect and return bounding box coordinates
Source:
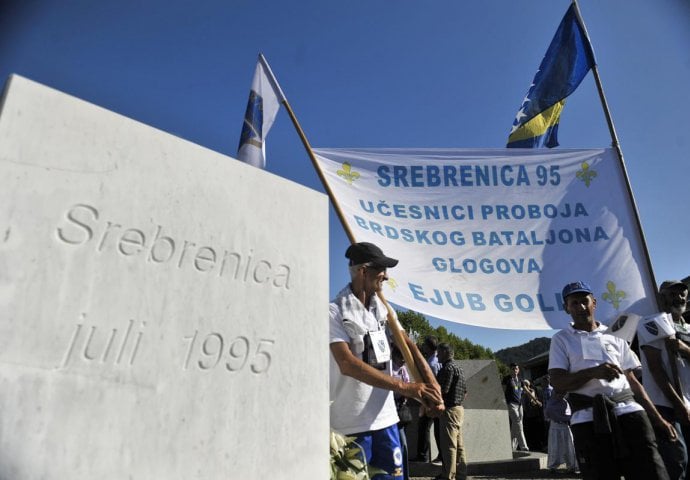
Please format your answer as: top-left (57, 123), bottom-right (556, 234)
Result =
top-left (396, 310), bottom-right (494, 361)
top-left (494, 337), bottom-right (551, 367)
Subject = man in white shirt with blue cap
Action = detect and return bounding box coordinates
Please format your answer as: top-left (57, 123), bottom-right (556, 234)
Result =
top-left (549, 280), bottom-right (675, 480)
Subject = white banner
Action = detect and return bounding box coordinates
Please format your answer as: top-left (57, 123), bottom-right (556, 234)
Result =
top-left (313, 148), bottom-right (656, 330)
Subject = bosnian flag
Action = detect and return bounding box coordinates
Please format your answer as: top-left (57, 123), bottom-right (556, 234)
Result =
top-left (237, 54), bottom-right (286, 169)
top-left (507, 4), bottom-right (595, 148)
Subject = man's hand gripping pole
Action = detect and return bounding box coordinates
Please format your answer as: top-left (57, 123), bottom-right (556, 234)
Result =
top-left (376, 291), bottom-right (444, 416)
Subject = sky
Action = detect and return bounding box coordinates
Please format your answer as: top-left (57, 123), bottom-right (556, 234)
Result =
top-left (1, 0), bottom-right (688, 352)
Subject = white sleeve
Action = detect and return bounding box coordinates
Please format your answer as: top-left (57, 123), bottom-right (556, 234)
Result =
top-left (620, 340), bottom-right (642, 371)
top-left (329, 303), bottom-right (350, 344)
top-left (637, 313), bottom-right (676, 347)
top-left (548, 333), bottom-right (570, 371)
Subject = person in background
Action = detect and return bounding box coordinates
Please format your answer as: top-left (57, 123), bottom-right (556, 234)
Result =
top-left (541, 374), bottom-right (553, 450)
top-left (504, 363), bottom-right (529, 451)
top-left (392, 346), bottom-right (412, 480)
top-left (522, 379), bottom-right (544, 451)
top-left (413, 335), bottom-right (442, 464)
top-left (434, 343), bottom-right (467, 480)
top-left (544, 391), bottom-right (578, 474)
top-left (637, 280), bottom-right (690, 480)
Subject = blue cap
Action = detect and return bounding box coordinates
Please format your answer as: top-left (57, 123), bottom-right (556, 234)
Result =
top-left (562, 281), bottom-right (593, 300)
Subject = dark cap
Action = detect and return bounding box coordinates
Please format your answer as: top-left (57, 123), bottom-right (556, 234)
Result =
top-left (345, 242), bottom-right (398, 268)
top-left (660, 280), bottom-right (688, 292)
top-left (562, 281), bottom-right (593, 300)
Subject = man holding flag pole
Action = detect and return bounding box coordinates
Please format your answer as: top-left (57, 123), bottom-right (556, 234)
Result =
top-left (330, 242), bottom-right (443, 479)
top-left (237, 55), bottom-right (443, 479)
top-left (237, 1), bottom-right (677, 475)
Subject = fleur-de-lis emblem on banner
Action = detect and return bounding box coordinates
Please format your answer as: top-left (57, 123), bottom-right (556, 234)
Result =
top-left (602, 281), bottom-right (626, 309)
top-left (337, 162), bottom-right (360, 185)
top-left (576, 161), bottom-right (597, 187)
top-left (386, 278), bottom-right (398, 292)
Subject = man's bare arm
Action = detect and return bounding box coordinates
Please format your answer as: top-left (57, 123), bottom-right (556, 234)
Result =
top-left (667, 337), bottom-right (690, 361)
top-left (641, 345), bottom-right (690, 425)
top-left (549, 363), bottom-right (624, 392)
top-left (626, 369), bottom-right (677, 441)
top-left (330, 342), bottom-right (441, 406)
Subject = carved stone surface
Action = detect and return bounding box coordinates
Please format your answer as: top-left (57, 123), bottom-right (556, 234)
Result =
top-left (459, 360), bottom-right (513, 462)
top-left (406, 360), bottom-right (513, 463)
top-left (0, 75), bottom-right (329, 479)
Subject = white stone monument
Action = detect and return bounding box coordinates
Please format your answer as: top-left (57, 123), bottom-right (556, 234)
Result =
top-left (0, 75), bottom-right (329, 479)
top-left (406, 359), bottom-right (513, 469)
top-left (459, 360), bottom-right (514, 462)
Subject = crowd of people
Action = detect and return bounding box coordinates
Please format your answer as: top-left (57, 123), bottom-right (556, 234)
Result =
top-left (503, 365), bottom-right (578, 473)
top-left (329, 241), bottom-right (690, 480)
top-left (506, 280), bottom-right (690, 480)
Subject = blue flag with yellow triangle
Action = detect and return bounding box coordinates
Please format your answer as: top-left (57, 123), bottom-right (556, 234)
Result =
top-left (507, 4), bottom-right (595, 148)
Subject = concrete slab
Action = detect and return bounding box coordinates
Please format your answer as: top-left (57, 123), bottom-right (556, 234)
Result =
top-left (460, 360), bottom-right (513, 462)
top-left (0, 75), bottom-right (329, 479)
top-left (406, 359), bottom-right (513, 474)
top-left (409, 451), bottom-right (547, 477)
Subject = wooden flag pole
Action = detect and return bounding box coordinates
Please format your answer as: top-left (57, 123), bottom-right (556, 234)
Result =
top-left (570, 1), bottom-right (658, 293)
top-left (279, 99), bottom-right (356, 245)
top-left (571, 2), bottom-right (682, 393)
top-left (278, 93), bottom-right (432, 389)
top-left (255, 53), bottom-right (356, 243)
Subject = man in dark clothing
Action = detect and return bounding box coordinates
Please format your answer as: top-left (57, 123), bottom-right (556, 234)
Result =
top-left (413, 335), bottom-right (442, 463)
top-left (434, 343), bottom-right (467, 480)
top-left (504, 363), bottom-right (529, 451)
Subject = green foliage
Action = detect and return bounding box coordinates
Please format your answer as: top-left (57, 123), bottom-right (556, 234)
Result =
top-left (396, 309), bottom-right (494, 360)
top-left (394, 309), bottom-right (551, 381)
top-left (330, 430), bottom-right (387, 480)
top-left (330, 430), bottom-right (369, 480)
top-left (493, 336), bottom-right (552, 375)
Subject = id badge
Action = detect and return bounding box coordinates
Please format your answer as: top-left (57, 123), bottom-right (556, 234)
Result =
top-left (582, 335), bottom-right (605, 361)
top-left (369, 329), bottom-right (391, 364)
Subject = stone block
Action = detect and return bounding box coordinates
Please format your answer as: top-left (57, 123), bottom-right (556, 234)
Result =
top-left (407, 360), bottom-right (512, 465)
top-left (0, 75), bottom-right (329, 479)
top-left (459, 360), bottom-right (513, 462)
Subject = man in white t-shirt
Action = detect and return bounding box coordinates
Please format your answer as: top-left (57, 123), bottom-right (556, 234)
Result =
top-left (548, 281), bottom-right (675, 480)
top-left (638, 280), bottom-right (690, 480)
top-left (330, 242), bottom-right (442, 480)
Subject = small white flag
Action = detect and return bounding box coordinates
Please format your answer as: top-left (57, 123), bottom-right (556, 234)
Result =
top-left (237, 54), bottom-right (286, 169)
top-left (636, 312), bottom-right (676, 345)
top-left (608, 312), bottom-right (642, 344)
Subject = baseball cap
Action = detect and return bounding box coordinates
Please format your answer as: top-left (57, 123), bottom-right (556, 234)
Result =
top-left (660, 280), bottom-right (688, 292)
top-left (345, 242), bottom-right (398, 268)
top-left (562, 281), bottom-right (593, 300)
